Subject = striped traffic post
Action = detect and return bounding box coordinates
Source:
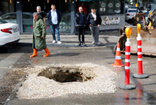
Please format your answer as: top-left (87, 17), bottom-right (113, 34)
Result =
top-left (133, 24), bottom-right (149, 79)
top-left (119, 27), bottom-right (136, 90)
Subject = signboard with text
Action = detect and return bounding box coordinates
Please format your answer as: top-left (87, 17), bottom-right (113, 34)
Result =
top-left (100, 14), bottom-right (125, 30)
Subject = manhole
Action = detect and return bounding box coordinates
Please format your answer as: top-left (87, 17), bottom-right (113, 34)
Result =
top-left (38, 67), bottom-right (95, 83)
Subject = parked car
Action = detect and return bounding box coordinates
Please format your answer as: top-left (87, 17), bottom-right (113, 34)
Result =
top-left (0, 19), bottom-right (20, 46)
top-left (0, 12), bottom-right (33, 24)
top-left (125, 8), bottom-right (139, 21)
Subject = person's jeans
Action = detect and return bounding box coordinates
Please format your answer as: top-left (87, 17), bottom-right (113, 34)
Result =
top-left (90, 26), bottom-right (99, 44)
top-left (50, 24), bottom-right (60, 41)
top-left (77, 26), bottom-right (85, 43)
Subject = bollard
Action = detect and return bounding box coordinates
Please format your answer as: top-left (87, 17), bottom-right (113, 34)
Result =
top-left (119, 27), bottom-right (136, 90)
top-left (133, 24), bottom-right (149, 79)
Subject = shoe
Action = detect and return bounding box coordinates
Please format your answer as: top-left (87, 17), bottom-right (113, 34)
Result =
top-left (96, 42), bottom-right (100, 46)
top-left (43, 48), bottom-right (50, 57)
top-left (76, 42), bottom-right (81, 47)
top-left (57, 41), bottom-right (62, 44)
top-left (30, 49), bottom-right (38, 58)
top-left (92, 42), bottom-right (95, 44)
top-left (81, 43), bottom-right (87, 47)
top-left (52, 40), bottom-right (56, 43)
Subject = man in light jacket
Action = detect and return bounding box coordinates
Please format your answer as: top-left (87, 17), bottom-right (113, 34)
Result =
top-left (48, 4), bottom-right (61, 44)
top-left (87, 7), bottom-right (102, 46)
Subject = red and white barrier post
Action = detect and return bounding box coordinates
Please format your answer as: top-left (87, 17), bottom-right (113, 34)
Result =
top-left (133, 24), bottom-right (149, 79)
top-left (119, 27), bottom-right (136, 90)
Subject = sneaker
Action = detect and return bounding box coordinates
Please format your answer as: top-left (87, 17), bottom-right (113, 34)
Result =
top-left (92, 42), bottom-right (95, 44)
top-left (81, 43), bottom-right (87, 47)
top-left (57, 41), bottom-right (62, 44)
top-left (52, 40), bottom-right (56, 43)
top-left (96, 42), bottom-right (100, 46)
top-left (76, 42), bottom-right (81, 47)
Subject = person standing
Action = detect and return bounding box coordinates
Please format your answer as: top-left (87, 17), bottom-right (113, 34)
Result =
top-left (77, 2), bottom-right (87, 15)
top-left (36, 6), bottom-right (46, 27)
top-left (87, 7), bottom-right (102, 46)
top-left (30, 13), bottom-right (50, 58)
top-left (75, 6), bottom-right (87, 47)
top-left (48, 4), bottom-right (61, 44)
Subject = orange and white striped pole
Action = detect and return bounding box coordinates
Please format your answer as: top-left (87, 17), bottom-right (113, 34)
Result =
top-left (133, 24), bottom-right (149, 79)
top-left (119, 27), bottom-right (136, 90)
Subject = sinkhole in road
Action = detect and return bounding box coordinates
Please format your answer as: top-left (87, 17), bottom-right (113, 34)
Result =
top-left (38, 67), bottom-right (95, 83)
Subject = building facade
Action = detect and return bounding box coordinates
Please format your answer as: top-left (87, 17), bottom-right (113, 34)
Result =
top-left (0, 0), bottom-right (125, 33)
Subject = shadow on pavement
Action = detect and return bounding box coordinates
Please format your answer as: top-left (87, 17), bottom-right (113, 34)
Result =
top-left (51, 53), bottom-right (80, 57)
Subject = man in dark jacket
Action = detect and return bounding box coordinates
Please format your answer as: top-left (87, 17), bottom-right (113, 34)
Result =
top-left (75, 6), bottom-right (87, 47)
top-left (36, 6), bottom-right (46, 27)
top-left (87, 7), bottom-right (102, 46)
top-left (48, 4), bottom-right (61, 44)
top-left (30, 13), bottom-right (50, 58)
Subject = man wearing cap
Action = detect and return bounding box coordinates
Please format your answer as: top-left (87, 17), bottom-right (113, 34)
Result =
top-left (87, 7), bottom-right (102, 46)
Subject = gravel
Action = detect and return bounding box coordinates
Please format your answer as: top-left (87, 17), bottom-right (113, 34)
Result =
top-left (16, 63), bottom-right (117, 99)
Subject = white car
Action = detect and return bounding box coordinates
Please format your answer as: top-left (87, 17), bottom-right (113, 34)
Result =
top-left (0, 20), bottom-right (20, 46)
top-left (125, 8), bottom-right (139, 21)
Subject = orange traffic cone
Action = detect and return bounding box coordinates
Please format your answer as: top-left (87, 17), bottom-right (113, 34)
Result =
top-left (112, 43), bottom-right (124, 67)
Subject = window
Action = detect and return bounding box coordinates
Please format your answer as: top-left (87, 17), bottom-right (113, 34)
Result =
top-left (0, 19), bottom-right (7, 24)
top-left (99, 0), bottom-right (121, 14)
top-left (23, 14), bottom-right (33, 19)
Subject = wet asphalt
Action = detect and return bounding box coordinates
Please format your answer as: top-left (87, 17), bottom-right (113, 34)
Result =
top-left (0, 33), bottom-right (156, 105)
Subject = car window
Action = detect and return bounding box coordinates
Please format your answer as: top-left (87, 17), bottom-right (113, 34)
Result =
top-left (1, 14), bottom-right (16, 19)
top-left (0, 19), bottom-right (7, 24)
top-left (22, 14), bottom-right (33, 19)
top-left (128, 10), bottom-right (138, 12)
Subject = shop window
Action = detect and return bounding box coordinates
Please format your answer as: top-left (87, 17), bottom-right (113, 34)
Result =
top-left (114, 0), bottom-right (121, 13)
top-left (99, 0), bottom-right (121, 14)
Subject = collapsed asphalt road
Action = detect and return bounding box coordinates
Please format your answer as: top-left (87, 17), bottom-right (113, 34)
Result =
top-left (0, 34), bottom-right (156, 105)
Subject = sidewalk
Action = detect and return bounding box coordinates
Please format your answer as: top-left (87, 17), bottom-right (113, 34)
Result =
top-left (19, 31), bottom-right (119, 48)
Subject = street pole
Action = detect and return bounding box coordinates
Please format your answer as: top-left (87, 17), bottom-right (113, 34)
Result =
top-left (71, 0), bottom-right (75, 34)
top-left (16, 0), bottom-right (23, 33)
